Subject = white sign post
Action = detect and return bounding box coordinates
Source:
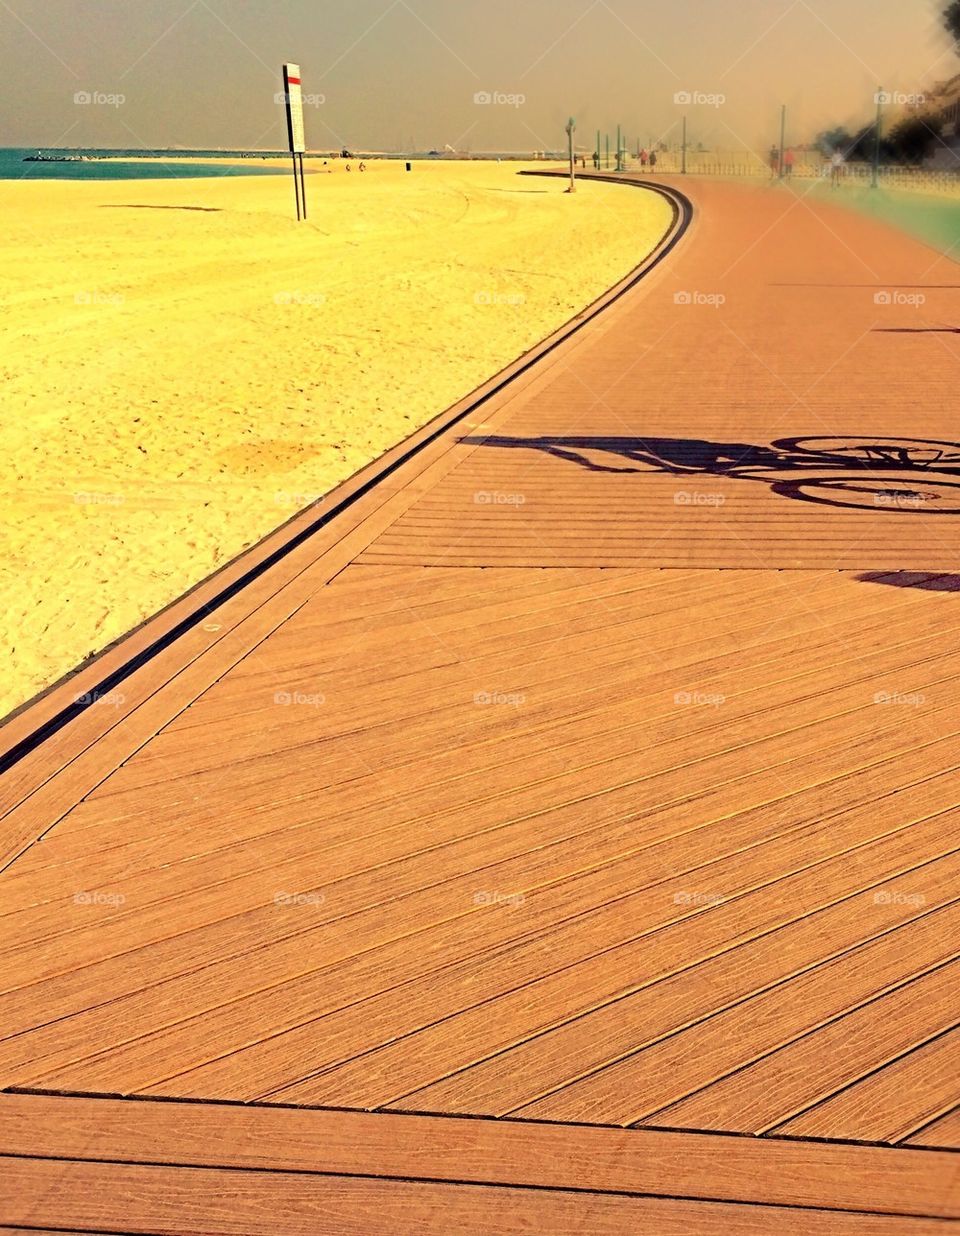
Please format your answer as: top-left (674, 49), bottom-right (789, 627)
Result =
top-left (282, 63), bottom-right (308, 220)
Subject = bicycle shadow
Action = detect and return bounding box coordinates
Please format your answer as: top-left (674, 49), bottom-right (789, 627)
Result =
top-left (459, 435), bottom-right (783, 476)
top-left (457, 434), bottom-right (960, 514)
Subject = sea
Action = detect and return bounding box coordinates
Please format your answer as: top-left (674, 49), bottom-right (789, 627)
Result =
top-left (0, 148), bottom-right (558, 181)
top-left (0, 149), bottom-right (291, 181)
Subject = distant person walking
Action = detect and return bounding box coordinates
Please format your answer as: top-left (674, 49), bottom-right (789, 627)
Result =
top-left (769, 145), bottom-right (780, 178)
top-left (649, 149), bottom-right (657, 171)
top-left (830, 148), bottom-right (844, 188)
top-left (639, 148), bottom-right (648, 169)
top-left (784, 147), bottom-right (795, 177)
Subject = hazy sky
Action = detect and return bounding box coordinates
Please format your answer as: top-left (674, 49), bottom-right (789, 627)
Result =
top-left (1, 0), bottom-right (956, 154)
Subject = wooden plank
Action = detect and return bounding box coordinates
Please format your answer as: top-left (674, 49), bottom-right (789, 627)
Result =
top-left (353, 872), bottom-right (959, 1120)
top-left (4, 740), bottom-right (957, 1074)
top-left (518, 926), bottom-right (960, 1127)
top-left (651, 962), bottom-right (959, 1135)
top-left (906, 1108), bottom-right (960, 1150)
top-left (3, 652), bottom-right (953, 969)
top-left (3, 711), bottom-right (953, 1067)
top-left (11, 595), bottom-right (952, 901)
top-left (49, 580), bottom-right (933, 838)
top-left (99, 831), bottom-right (959, 1103)
top-left (774, 1026), bottom-right (960, 1142)
top-left (0, 1092), bottom-right (955, 1219)
top-left (4, 1157), bottom-right (950, 1236)
top-left (152, 567), bottom-right (793, 735)
top-left (5, 774), bottom-right (956, 1094)
top-left (16, 590), bottom-right (958, 875)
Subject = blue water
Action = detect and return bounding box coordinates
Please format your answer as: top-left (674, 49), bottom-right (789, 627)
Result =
top-left (0, 148), bottom-right (290, 181)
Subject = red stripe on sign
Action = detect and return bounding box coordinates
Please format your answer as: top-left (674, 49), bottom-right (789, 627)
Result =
top-left (287, 76), bottom-right (301, 85)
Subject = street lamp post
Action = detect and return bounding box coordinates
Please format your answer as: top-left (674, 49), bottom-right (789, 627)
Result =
top-left (566, 117), bottom-right (577, 193)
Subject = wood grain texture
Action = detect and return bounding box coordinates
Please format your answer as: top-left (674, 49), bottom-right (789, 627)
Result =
top-left (907, 1108), bottom-right (960, 1150)
top-left (9, 1156), bottom-right (957, 1236)
top-left (775, 1027), bottom-right (960, 1142)
top-left (0, 1093), bottom-right (956, 1224)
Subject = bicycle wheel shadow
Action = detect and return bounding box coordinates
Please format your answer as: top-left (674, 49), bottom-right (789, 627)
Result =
top-left (457, 434), bottom-right (960, 514)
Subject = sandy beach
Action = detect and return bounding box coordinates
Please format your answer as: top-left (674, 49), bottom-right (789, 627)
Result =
top-left (1, 160), bottom-right (671, 716)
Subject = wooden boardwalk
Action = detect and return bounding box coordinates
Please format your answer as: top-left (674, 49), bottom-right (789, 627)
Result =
top-left (1, 174), bottom-right (958, 1231)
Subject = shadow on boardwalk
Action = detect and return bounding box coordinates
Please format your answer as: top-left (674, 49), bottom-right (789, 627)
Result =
top-left (460, 434), bottom-right (960, 514)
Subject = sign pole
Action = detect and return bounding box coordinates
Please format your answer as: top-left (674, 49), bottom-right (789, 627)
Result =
top-left (282, 63), bottom-right (307, 221)
top-left (291, 152), bottom-right (301, 220)
top-left (565, 117), bottom-right (577, 193)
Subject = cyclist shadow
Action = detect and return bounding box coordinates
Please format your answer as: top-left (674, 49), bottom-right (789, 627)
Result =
top-left (458, 435), bottom-right (783, 476)
top-left (458, 434), bottom-right (960, 513)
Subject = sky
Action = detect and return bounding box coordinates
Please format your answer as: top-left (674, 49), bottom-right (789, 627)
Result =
top-left (1, 0), bottom-right (956, 155)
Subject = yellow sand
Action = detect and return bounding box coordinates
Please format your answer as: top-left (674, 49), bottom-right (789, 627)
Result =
top-left (1, 160), bottom-right (672, 717)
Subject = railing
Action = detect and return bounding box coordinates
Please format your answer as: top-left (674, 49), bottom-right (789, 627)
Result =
top-left (606, 154), bottom-right (960, 197)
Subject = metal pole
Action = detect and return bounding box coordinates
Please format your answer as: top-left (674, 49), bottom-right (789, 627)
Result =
top-left (616, 124), bottom-right (622, 171)
top-left (291, 152), bottom-right (301, 220)
top-left (596, 129), bottom-right (600, 169)
top-left (872, 88), bottom-right (883, 189)
top-left (681, 116), bottom-right (687, 174)
top-left (605, 133), bottom-right (609, 169)
top-left (779, 104), bottom-right (786, 179)
top-left (299, 153), bottom-right (307, 219)
top-left (566, 117), bottom-right (576, 193)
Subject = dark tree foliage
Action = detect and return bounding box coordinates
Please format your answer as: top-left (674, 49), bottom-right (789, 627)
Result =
top-left (816, 125), bottom-right (877, 161)
top-left (886, 114), bottom-right (945, 164)
top-left (945, 0), bottom-right (960, 49)
top-left (817, 126), bottom-right (855, 155)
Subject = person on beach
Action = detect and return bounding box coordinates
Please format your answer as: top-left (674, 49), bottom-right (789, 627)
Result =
top-left (769, 145), bottom-right (780, 177)
top-left (359, 161), bottom-right (366, 172)
top-left (649, 149), bottom-right (657, 171)
top-left (784, 147), bottom-right (795, 177)
top-left (639, 147), bottom-right (648, 170)
top-left (830, 148), bottom-right (844, 187)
